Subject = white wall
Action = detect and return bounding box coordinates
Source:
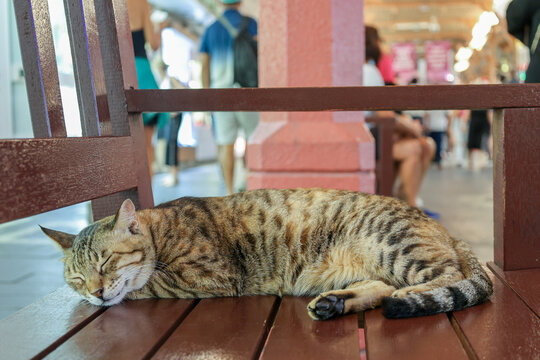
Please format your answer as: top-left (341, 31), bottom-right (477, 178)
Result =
top-left (0, 0), bottom-right (13, 138)
top-left (0, 0), bottom-right (33, 139)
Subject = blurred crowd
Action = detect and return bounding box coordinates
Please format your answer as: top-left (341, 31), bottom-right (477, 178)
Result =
top-left (129, 0), bottom-right (535, 217)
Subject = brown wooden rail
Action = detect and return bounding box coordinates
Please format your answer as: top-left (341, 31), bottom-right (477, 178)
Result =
top-left (125, 84), bottom-right (540, 113)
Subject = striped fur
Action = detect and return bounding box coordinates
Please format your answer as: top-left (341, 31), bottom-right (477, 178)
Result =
top-left (41, 188), bottom-right (493, 319)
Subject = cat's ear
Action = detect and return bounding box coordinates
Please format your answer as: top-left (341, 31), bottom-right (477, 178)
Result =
top-left (40, 226), bottom-right (76, 250)
top-left (113, 199), bottom-right (139, 234)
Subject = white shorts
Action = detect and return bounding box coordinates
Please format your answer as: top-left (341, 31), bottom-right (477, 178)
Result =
top-left (213, 111), bottom-right (260, 145)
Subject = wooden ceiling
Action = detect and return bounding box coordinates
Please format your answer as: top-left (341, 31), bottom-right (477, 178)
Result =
top-left (364, 0), bottom-right (495, 47)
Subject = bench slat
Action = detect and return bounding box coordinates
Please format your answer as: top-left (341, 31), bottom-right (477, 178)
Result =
top-left (0, 286), bottom-right (104, 360)
top-left (488, 262), bottom-right (540, 317)
top-left (260, 297), bottom-right (360, 360)
top-left (13, 0), bottom-right (66, 138)
top-left (364, 309), bottom-right (468, 360)
top-left (451, 271), bottom-right (540, 360)
top-left (152, 296), bottom-right (278, 359)
top-left (47, 299), bottom-right (195, 359)
top-left (64, 0), bottom-right (100, 137)
top-left (0, 137), bottom-right (137, 224)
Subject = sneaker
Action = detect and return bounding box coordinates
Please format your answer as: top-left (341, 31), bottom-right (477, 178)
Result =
top-left (422, 208), bottom-right (440, 220)
top-left (161, 175), bottom-right (179, 188)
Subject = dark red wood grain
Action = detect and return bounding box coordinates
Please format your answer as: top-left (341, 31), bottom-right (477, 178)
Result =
top-left (451, 271), bottom-right (540, 360)
top-left (83, 0), bottom-right (113, 136)
top-left (125, 84), bottom-right (540, 113)
top-left (260, 297), bottom-right (360, 359)
top-left (47, 299), bottom-right (195, 359)
top-left (493, 108), bottom-right (540, 271)
top-left (64, 0), bottom-right (101, 137)
top-left (488, 262), bottom-right (540, 317)
top-left (152, 296), bottom-right (279, 359)
top-left (13, 0), bottom-right (66, 138)
top-left (92, 0), bottom-right (154, 215)
top-left (364, 309), bottom-right (468, 360)
top-left (0, 286), bottom-right (105, 359)
top-left (0, 137), bottom-right (137, 224)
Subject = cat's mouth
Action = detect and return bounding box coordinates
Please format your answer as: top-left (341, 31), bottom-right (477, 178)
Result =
top-left (96, 280), bottom-right (129, 306)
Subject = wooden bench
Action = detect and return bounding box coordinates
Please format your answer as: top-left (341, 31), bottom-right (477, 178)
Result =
top-left (1, 0), bottom-right (539, 359)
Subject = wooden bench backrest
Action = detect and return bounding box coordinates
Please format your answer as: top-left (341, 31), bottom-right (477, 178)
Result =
top-left (0, 0), bottom-right (153, 224)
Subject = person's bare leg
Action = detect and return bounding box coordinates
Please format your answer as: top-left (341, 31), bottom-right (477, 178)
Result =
top-left (218, 144), bottom-right (235, 195)
top-left (144, 125), bottom-right (155, 179)
top-left (393, 139), bottom-right (422, 207)
top-left (419, 136), bottom-right (436, 180)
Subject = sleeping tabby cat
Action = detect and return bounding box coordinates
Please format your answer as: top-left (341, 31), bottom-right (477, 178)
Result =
top-left (41, 188), bottom-right (492, 320)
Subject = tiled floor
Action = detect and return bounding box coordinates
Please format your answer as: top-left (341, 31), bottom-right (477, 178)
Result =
top-left (0, 162), bottom-right (494, 320)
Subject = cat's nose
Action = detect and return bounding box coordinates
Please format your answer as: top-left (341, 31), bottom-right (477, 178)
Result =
top-left (91, 288), bottom-right (104, 300)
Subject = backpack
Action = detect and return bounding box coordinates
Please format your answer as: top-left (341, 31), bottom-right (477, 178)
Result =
top-left (219, 15), bottom-right (258, 88)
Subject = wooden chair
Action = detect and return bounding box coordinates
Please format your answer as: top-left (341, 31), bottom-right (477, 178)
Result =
top-left (1, 0), bottom-right (538, 359)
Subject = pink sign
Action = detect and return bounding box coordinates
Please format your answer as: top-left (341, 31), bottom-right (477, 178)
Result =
top-left (391, 43), bottom-right (417, 85)
top-left (425, 41), bottom-right (451, 83)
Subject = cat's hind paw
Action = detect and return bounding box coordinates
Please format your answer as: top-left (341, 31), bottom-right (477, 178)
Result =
top-left (391, 284), bottom-right (430, 298)
top-left (307, 294), bottom-right (346, 321)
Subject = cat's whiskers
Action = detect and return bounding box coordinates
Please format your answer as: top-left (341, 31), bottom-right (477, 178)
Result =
top-left (153, 265), bottom-right (175, 282)
top-left (119, 263), bottom-right (154, 284)
top-left (154, 262), bottom-right (176, 279)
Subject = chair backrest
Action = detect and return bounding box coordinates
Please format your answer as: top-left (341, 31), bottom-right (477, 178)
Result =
top-left (0, 0), bottom-right (153, 225)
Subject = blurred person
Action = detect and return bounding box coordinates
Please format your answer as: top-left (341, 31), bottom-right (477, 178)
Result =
top-left (507, 0), bottom-right (540, 83)
top-left (424, 110), bottom-right (453, 169)
top-left (365, 26), bottom-right (437, 218)
top-left (127, 0), bottom-right (169, 178)
top-left (200, 0), bottom-right (259, 195)
top-left (466, 109), bottom-right (492, 171)
top-left (371, 28), bottom-right (395, 85)
top-left (447, 109), bottom-right (468, 167)
top-left (154, 61), bottom-right (184, 187)
top-left (158, 113), bottom-right (182, 186)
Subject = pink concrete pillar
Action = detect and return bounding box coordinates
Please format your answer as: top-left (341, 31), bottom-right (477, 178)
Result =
top-left (247, 0), bottom-right (375, 193)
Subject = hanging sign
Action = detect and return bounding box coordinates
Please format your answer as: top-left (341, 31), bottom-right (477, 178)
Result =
top-left (425, 41), bottom-right (451, 83)
top-left (391, 42), bottom-right (417, 85)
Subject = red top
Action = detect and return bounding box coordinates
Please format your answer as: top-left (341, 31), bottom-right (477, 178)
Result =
top-left (377, 53), bottom-right (395, 84)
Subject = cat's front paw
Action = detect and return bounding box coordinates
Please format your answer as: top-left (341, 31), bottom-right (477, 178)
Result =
top-left (307, 294), bottom-right (346, 321)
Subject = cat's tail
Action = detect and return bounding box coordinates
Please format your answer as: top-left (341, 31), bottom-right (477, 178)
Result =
top-left (381, 240), bottom-right (493, 319)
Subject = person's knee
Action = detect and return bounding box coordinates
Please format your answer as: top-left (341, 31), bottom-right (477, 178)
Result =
top-left (393, 139), bottom-right (422, 160)
top-left (406, 140), bottom-right (423, 158)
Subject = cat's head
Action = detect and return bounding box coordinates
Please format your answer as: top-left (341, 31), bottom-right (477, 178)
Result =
top-left (41, 199), bottom-right (154, 306)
